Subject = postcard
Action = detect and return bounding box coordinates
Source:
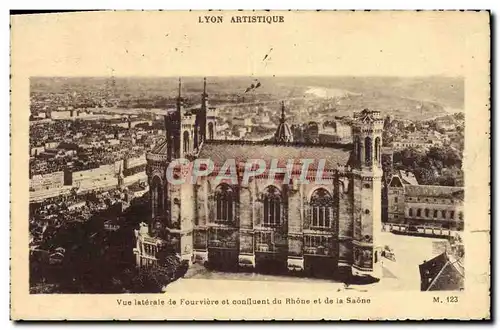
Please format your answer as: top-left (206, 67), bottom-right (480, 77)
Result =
top-left (10, 10), bottom-right (490, 320)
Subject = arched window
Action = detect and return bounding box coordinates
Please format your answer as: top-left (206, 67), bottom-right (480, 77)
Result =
top-left (434, 210), bottom-right (438, 218)
top-left (365, 137), bottom-right (372, 165)
top-left (409, 208), bottom-right (413, 217)
top-left (151, 176), bottom-right (163, 218)
top-left (441, 210), bottom-right (447, 218)
top-left (263, 186), bottom-right (282, 227)
top-left (214, 184), bottom-right (235, 224)
top-left (450, 210), bottom-right (455, 219)
top-left (424, 208), bottom-right (430, 218)
top-left (375, 137), bottom-right (381, 162)
top-left (194, 126), bottom-right (199, 150)
top-left (416, 209), bottom-right (422, 217)
top-left (208, 122), bottom-right (214, 140)
top-left (183, 131), bottom-right (190, 154)
top-left (310, 188), bottom-right (333, 229)
top-left (339, 181), bottom-right (345, 195)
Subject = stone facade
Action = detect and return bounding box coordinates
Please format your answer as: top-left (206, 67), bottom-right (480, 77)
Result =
top-left (387, 173), bottom-right (464, 231)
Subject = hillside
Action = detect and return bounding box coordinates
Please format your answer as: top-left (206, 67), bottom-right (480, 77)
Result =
top-left (31, 76), bottom-right (463, 120)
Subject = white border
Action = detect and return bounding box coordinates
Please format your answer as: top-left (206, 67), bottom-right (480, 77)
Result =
top-left (3, 0), bottom-right (498, 10)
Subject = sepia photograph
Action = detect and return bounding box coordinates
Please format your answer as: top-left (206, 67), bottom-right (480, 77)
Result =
top-left (11, 10), bottom-right (490, 320)
top-left (28, 75), bottom-right (465, 294)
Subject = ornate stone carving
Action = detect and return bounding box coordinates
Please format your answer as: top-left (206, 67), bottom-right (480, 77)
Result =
top-left (353, 245), bottom-right (373, 270)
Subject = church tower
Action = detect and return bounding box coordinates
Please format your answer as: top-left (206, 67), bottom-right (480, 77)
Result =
top-left (169, 78), bottom-right (183, 159)
top-left (145, 78), bottom-right (183, 237)
top-left (142, 77), bottom-right (194, 263)
top-left (351, 109), bottom-right (383, 279)
top-left (195, 77), bottom-right (209, 148)
top-left (204, 78), bottom-right (218, 141)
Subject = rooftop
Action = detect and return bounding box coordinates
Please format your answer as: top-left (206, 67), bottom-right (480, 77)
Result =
top-left (398, 170), bottom-right (419, 185)
top-left (419, 252), bottom-right (464, 291)
top-left (198, 140), bottom-right (352, 169)
top-left (150, 138), bottom-right (169, 155)
top-left (405, 185), bottom-right (464, 200)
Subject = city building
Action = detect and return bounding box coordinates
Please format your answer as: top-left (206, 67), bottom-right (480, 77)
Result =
top-left (419, 252), bottom-right (464, 291)
top-left (29, 171), bottom-right (65, 191)
top-left (436, 121), bottom-right (457, 132)
top-left (391, 131), bottom-right (444, 150)
top-left (30, 146), bottom-right (46, 157)
top-left (387, 171), bottom-right (464, 230)
top-left (134, 80), bottom-right (385, 280)
top-left (232, 116), bottom-right (254, 127)
top-left (51, 110), bottom-right (73, 120)
top-left (319, 120), bottom-right (353, 144)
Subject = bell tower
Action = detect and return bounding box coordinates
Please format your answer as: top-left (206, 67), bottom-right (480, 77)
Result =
top-left (351, 109), bottom-right (383, 279)
top-left (204, 78), bottom-right (218, 141)
top-left (197, 77), bottom-right (209, 147)
top-left (145, 78), bottom-right (184, 237)
top-left (170, 78), bottom-right (183, 159)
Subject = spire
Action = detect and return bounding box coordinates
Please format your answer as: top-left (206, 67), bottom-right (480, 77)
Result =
top-left (200, 78), bottom-right (209, 144)
top-left (177, 77), bottom-right (182, 105)
top-left (178, 77), bottom-right (181, 98)
top-left (201, 77), bottom-right (208, 105)
top-left (280, 101), bottom-right (286, 123)
top-left (274, 100), bottom-right (294, 143)
top-left (175, 77), bottom-right (183, 120)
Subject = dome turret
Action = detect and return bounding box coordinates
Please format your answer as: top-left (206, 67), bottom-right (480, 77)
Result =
top-left (274, 101), bottom-right (294, 143)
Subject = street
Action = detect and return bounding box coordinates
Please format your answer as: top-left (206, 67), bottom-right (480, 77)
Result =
top-left (165, 232), bottom-right (447, 293)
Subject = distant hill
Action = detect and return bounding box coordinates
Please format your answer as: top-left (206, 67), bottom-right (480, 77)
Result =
top-left (31, 76), bottom-right (463, 120)
top-left (269, 76), bottom-right (463, 109)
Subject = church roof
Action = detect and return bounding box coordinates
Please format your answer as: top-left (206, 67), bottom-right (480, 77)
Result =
top-left (405, 185), bottom-right (464, 200)
top-left (151, 139), bottom-right (169, 155)
top-left (398, 170), bottom-right (419, 185)
top-left (274, 121), bottom-right (293, 143)
top-left (198, 140), bottom-right (352, 169)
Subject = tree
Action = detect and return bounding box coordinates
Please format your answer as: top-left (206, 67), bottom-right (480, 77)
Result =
top-left (392, 146), bottom-right (463, 186)
top-left (414, 167), bottom-right (436, 185)
top-left (129, 267), bottom-right (170, 293)
top-left (381, 153), bottom-right (394, 185)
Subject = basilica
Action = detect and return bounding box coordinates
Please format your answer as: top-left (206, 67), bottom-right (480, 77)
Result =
top-left (134, 78), bottom-right (384, 279)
